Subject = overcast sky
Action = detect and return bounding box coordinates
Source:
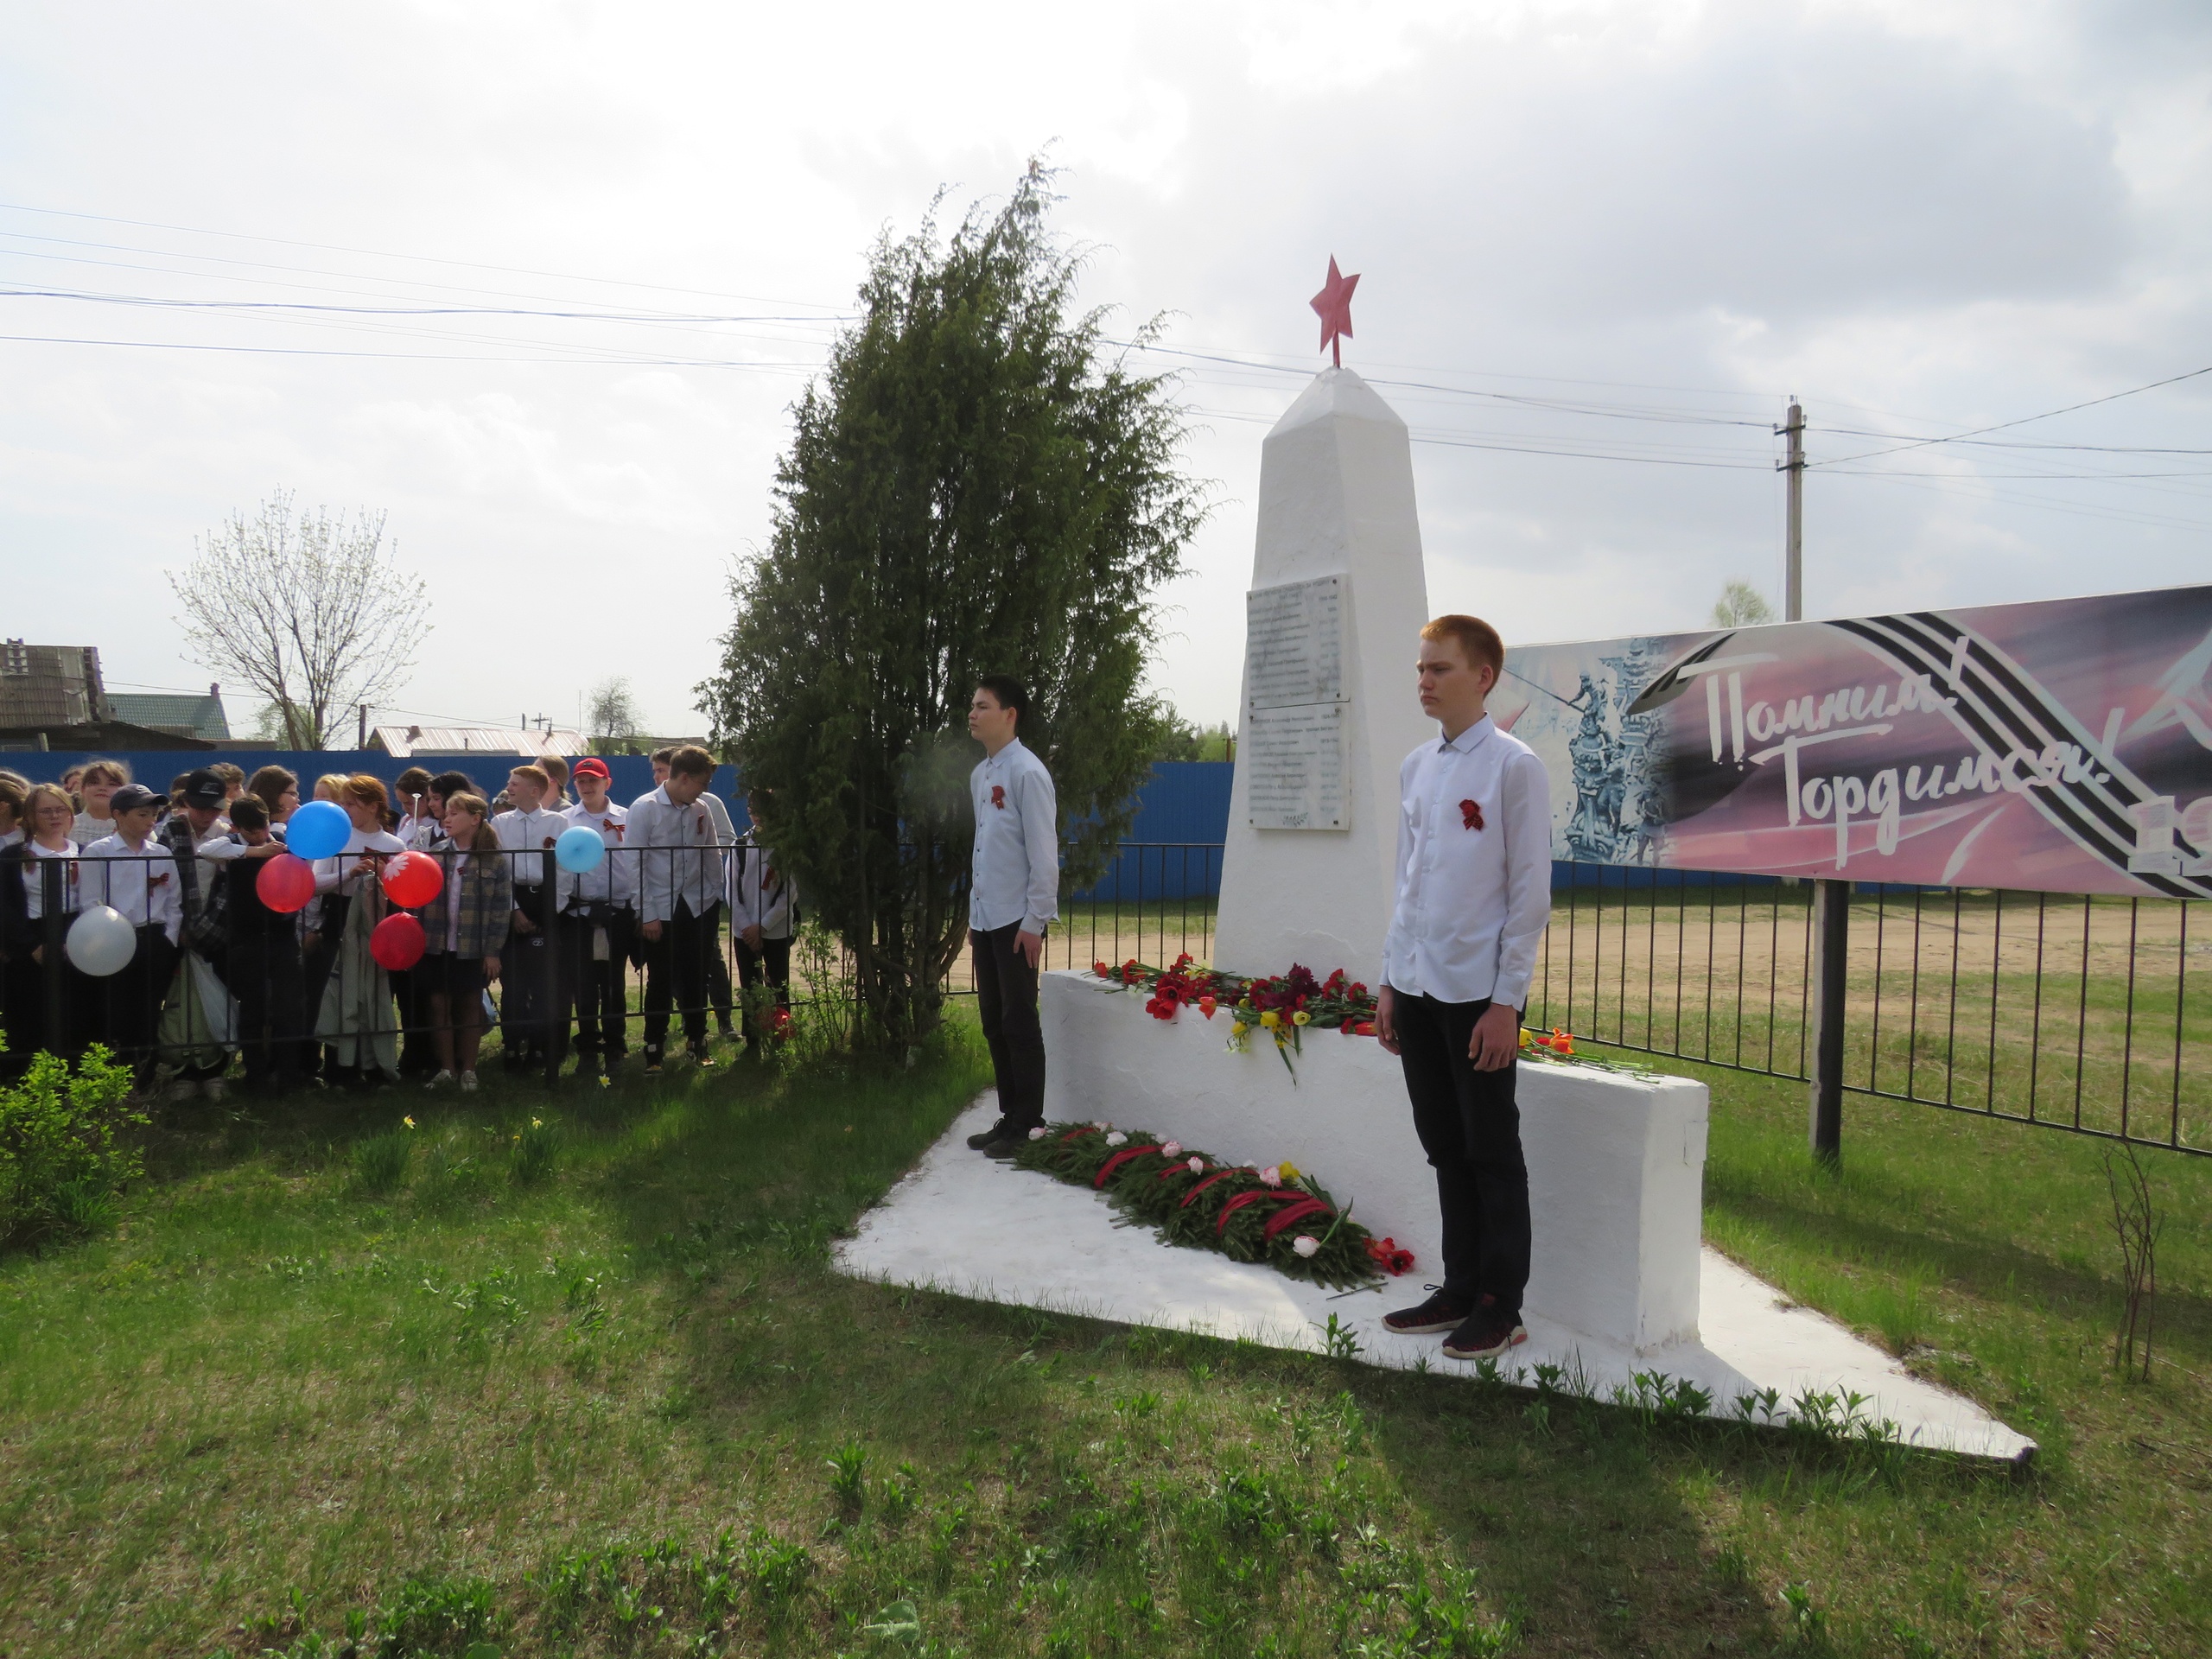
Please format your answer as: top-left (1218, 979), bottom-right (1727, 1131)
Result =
top-left (4, 0), bottom-right (2208, 741)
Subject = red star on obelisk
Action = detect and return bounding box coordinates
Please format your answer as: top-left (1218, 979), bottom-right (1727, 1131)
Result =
top-left (1310, 255), bottom-right (1359, 368)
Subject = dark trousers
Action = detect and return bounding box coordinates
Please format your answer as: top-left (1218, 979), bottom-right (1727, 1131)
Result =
top-left (503, 887), bottom-right (554, 1061)
top-left (228, 934), bottom-right (306, 1090)
top-left (563, 907), bottom-right (634, 1058)
top-left (971, 920), bottom-right (1045, 1128)
top-left (643, 899), bottom-right (719, 1054)
top-left (1394, 991), bottom-right (1532, 1316)
top-left (96, 925), bottom-right (176, 1078)
top-left (2, 954), bottom-right (46, 1078)
top-left (708, 938), bottom-right (734, 1033)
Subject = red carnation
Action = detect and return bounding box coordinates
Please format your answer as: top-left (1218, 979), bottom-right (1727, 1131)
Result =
top-left (1459, 798), bottom-right (1484, 831)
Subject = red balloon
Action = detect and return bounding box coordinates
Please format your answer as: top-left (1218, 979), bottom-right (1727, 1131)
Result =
top-left (256, 853), bottom-right (317, 914)
top-left (370, 912), bottom-right (427, 971)
top-left (381, 849), bottom-right (444, 909)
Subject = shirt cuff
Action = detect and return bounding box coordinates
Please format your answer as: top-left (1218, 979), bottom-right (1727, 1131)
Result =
top-left (1021, 915), bottom-right (1052, 938)
top-left (1491, 977), bottom-right (1530, 1012)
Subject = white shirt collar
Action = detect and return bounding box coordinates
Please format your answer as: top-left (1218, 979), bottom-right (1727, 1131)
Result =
top-left (1438, 715), bottom-right (1495, 754)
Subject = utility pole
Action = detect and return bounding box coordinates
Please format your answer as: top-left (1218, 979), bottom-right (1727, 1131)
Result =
top-left (358, 702), bottom-right (367, 749)
top-left (1780, 398), bottom-right (1804, 624)
top-left (1781, 396), bottom-right (1844, 1166)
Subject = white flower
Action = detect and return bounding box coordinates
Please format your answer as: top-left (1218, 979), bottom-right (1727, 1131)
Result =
top-left (1292, 1235), bottom-right (1321, 1258)
top-left (1027, 1127), bottom-right (1047, 1141)
top-left (1105, 1131), bottom-right (1128, 1147)
top-left (1260, 1165), bottom-right (1282, 1188)
top-left (1093, 1119), bottom-right (1111, 1129)
top-left (1187, 1156), bottom-right (1205, 1174)
top-left (1160, 1140), bottom-right (1183, 1160)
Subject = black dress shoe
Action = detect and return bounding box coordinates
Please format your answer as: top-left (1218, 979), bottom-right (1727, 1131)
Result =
top-left (966, 1116), bottom-right (1013, 1151)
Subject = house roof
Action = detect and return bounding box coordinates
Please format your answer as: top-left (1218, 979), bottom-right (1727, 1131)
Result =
top-left (369, 724), bottom-right (589, 758)
top-left (109, 692), bottom-right (232, 742)
top-left (0, 640), bottom-right (109, 728)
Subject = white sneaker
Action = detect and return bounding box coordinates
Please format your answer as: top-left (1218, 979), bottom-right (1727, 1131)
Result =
top-left (459, 1071), bottom-right (480, 1093)
top-left (425, 1070), bottom-right (455, 1090)
top-left (201, 1077), bottom-right (227, 1103)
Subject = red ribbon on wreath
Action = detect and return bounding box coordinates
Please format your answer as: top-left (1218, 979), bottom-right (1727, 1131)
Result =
top-left (1262, 1196), bottom-right (1335, 1240)
top-left (1059, 1125), bottom-right (1101, 1143)
top-left (1179, 1169), bottom-right (1243, 1208)
top-left (1216, 1189), bottom-right (1306, 1234)
top-left (1093, 1147), bottom-right (1158, 1188)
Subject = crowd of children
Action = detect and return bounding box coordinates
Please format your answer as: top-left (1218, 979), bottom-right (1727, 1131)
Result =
top-left (0, 745), bottom-right (796, 1096)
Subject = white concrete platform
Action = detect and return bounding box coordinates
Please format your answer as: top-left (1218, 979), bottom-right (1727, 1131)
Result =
top-left (834, 1092), bottom-right (2035, 1464)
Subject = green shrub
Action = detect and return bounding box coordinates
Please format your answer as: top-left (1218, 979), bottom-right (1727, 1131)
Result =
top-left (0, 1042), bottom-right (145, 1243)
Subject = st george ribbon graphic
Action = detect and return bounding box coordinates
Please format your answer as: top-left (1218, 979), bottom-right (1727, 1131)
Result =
top-left (1491, 584), bottom-right (2212, 898)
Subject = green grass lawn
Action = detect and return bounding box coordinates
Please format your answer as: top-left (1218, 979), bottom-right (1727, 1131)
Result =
top-left (3, 1022), bottom-right (2208, 1657)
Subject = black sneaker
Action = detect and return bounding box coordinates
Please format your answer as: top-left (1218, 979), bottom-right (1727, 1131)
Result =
top-left (643, 1047), bottom-right (664, 1077)
top-left (1441, 1305), bottom-right (1529, 1361)
top-left (979, 1127), bottom-right (1032, 1160)
top-left (1382, 1288), bottom-right (1473, 1336)
top-left (966, 1116), bottom-right (1014, 1151)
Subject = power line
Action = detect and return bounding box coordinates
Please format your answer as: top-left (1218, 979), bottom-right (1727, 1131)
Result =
top-left (1809, 363), bottom-right (2212, 468)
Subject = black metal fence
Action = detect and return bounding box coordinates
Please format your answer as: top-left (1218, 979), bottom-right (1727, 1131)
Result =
top-left (1531, 867), bottom-right (2208, 1158)
top-left (9, 836), bottom-right (2201, 1161)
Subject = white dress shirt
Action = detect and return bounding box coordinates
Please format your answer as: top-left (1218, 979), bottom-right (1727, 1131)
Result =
top-left (22, 839), bottom-right (79, 921)
top-left (969, 738), bottom-right (1059, 936)
top-left (630, 786), bottom-right (734, 925)
top-left (493, 805), bottom-right (567, 893)
top-left (556, 800), bottom-right (637, 912)
top-left (732, 837), bottom-right (793, 940)
top-left (311, 829), bottom-right (410, 901)
top-left (79, 834), bottom-right (182, 944)
top-left (1382, 715), bottom-right (1553, 1009)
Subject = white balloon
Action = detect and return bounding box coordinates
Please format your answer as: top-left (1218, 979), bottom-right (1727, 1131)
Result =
top-left (67, 905), bottom-right (140, 977)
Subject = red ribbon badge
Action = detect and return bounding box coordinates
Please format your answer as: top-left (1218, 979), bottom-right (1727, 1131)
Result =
top-left (1459, 798), bottom-right (1484, 831)
top-left (991, 785), bottom-right (1007, 810)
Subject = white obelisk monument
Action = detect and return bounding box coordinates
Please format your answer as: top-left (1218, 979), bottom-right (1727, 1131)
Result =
top-left (1212, 266), bottom-right (1432, 983)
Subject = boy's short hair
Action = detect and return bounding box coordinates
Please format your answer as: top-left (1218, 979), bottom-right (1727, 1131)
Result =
top-left (1420, 615), bottom-right (1505, 686)
top-left (650, 746), bottom-right (677, 766)
top-left (396, 766), bottom-right (433, 795)
top-left (510, 764), bottom-right (550, 791)
top-left (80, 758), bottom-right (131, 789)
top-left (228, 796), bottom-right (269, 831)
top-left (667, 745), bottom-right (715, 779)
top-left (429, 770), bottom-right (474, 800)
top-left (975, 676), bottom-right (1028, 721)
top-left (211, 762), bottom-right (245, 790)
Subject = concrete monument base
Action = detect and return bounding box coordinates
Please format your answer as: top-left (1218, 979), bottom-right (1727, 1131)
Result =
top-left (1041, 969), bottom-right (1707, 1354)
top-left (833, 1090), bottom-right (2035, 1462)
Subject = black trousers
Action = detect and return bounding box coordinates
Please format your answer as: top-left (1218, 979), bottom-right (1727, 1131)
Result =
top-left (1393, 991), bottom-right (1532, 1316)
top-left (228, 934), bottom-right (306, 1090)
top-left (971, 920), bottom-right (1046, 1128)
top-left (95, 925), bottom-right (176, 1078)
top-left (563, 907), bottom-right (634, 1058)
top-left (643, 899), bottom-right (720, 1053)
top-left (735, 933), bottom-right (791, 1003)
top-left (503, 886), bottom-right (554, 1059)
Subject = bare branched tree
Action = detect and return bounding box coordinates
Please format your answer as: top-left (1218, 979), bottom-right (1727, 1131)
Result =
top-left (169, 491), bottom-right (429, 748)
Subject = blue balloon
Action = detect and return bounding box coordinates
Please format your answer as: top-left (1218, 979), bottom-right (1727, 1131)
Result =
top-left (555, 824), bottom-right (606, 873)
top-left (286, 798), bottom-right (352, 861)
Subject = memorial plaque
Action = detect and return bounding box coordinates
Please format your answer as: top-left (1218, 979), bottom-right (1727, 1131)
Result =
top-left (1243, 575), bottom-right (1351, 830)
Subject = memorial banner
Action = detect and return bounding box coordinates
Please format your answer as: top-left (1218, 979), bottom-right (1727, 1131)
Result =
top-left (1492, 584), bottom-right (2212, 898)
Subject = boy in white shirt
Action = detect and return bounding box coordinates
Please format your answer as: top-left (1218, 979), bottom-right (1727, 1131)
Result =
top-left (558, 757), bottom-right (636, 1084)
top-left (79, 783), bottom-right (181, 1082)
top-left (630, 745), bottom-right (732, 1074)
top-left (493, 764), bottom-right (566, 1072)
top-left (1374, 615), bottom-right (1553, 1363)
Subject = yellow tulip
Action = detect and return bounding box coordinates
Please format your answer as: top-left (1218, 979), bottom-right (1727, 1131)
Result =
top-left (1292, 1010), bottom-right (1311, 1027)
top-left (1260, 1010), bottom-right (1280, 1029)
